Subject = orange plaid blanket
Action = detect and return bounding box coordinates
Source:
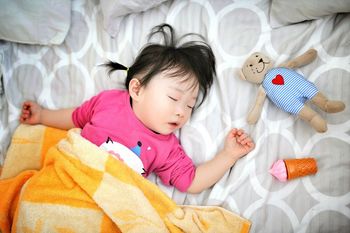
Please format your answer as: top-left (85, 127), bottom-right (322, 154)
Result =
top-left (0, 124), bottom-right (251, 233)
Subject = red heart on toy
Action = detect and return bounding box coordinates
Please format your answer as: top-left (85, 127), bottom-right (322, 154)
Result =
top-left (272, 74), bottom-right (284, 85)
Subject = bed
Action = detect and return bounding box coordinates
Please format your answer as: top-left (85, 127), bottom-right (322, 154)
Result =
top-left (0, 0), bottom-right (349, 232)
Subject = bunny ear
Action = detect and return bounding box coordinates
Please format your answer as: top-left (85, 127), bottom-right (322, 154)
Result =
top-left (237, 69), bottom-right (246, 80)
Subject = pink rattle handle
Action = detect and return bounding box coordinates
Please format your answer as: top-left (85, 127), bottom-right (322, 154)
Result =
top-left (269, 158), bottom-right (318, 182)
top-left (269, 159), bottom-right (287, 182)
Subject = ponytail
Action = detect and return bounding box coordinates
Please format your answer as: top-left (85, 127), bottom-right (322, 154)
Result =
top-left (103, 61), bottom-right (128, 76)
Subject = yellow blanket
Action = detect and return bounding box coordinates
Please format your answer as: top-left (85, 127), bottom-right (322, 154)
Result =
top-left (0, 124), bottom-right (251, 233)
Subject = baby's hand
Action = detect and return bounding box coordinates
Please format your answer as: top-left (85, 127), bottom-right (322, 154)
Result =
top-left (223, 128), bottom-right (255, 159)
top-left (20, 101), bottom-right (42, 125)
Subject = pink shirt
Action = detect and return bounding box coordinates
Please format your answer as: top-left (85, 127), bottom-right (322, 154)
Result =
top-left (72, 90), bottom-right (195, 192)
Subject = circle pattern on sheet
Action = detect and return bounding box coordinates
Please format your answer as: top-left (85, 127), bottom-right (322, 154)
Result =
top-left (306, 211), bottom-right (350, 233)
top-left (94, 68), bottom-right (126, 92)
top-left (61, 11), bottom-right (89, 54)
top-left (6, 64), bottom-right (43, 107)
top-left (1, 0), bottom-right (349, 232)
top-left (271, 21), bottom-right (316, 54)
top-left (249, 205), bottom-right (293, 233)
top-left (218, 8), bottom-right (261, 56)
top-left (51, 65), bottom-right (86, 108)
top-left (310, 138), bottom-right (350, 196)
top-left (314, 69), bottom-right (350, 124)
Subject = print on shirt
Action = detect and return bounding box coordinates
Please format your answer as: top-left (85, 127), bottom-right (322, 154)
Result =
top-left (131, 141), bottom-right (142, 157)
top-left (100, 137), bottom-right (146, 175)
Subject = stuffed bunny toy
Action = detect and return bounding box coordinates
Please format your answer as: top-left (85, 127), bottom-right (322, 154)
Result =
top-left (238, 48), bottom-right (345, 133)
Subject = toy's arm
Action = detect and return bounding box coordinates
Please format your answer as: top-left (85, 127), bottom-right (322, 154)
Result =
top-left (278, 48), bottom-right (317, 69)
top-left (247, 86), bottom-right (266, 124)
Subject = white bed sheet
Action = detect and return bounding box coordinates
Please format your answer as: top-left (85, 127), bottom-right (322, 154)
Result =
top-left (1, 0), bottom-right (349, 232)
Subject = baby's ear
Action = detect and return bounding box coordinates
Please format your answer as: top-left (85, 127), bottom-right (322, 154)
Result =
top-left (129, 78), bottom-right (141, 99)
top-left (237, 69), bottom-right (246, 81)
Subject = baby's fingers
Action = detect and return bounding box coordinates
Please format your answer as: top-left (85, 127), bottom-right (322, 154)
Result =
top-left (236, 129), bottom-right (244, 136)
top-left (240, 136), bottom-right (252, 145)
top-left (23, 100), bottom-right (36, 109)
top-left (245, 141), bottom-right (255, 151)
top-left (229, 128), bottom-right (238, 137)
top-left (237, 133), bottom-right (248, 142)
top-left (230, 128), bottom-right (244, 138)
top-left (22, 107), bottom-right (30, 114)
top-left (23, 101), bottom-right (31, 107)
top-left (20, 115), bottom-right (28, 123)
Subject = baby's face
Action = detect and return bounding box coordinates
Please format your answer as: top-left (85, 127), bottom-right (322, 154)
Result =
top-left (133, 69), bottom-right (199, 135)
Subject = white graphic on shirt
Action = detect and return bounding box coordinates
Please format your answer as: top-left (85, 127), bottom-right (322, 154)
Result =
top-left (100, 137), bottom-right (145, 175)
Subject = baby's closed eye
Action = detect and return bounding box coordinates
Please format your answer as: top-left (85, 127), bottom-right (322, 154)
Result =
top-left (168, 94), bottom-right (195, 109)
top-left (168, 95), bottom-right (178, 101)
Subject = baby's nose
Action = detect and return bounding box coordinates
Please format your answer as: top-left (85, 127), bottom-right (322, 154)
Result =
top-left (175, 106), bottom-right (185, 117)
top-left (176, 111), bottom-right (184, 118)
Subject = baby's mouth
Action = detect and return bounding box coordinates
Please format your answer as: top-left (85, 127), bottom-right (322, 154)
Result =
top-left (168, 122), bottom-right (179, 128)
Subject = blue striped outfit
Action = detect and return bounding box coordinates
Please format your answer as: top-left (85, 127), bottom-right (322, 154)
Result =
top-left (262, 67), bottom-right (318, 115)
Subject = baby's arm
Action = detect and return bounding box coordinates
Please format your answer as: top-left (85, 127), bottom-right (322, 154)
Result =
top-left (187, 128), bottom-right (254, 194)
top-left (20, 100), bottom-right (75, 130)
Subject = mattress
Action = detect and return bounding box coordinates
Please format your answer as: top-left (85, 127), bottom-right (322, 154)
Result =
top-left (0, 0), bottom-right (349, 232)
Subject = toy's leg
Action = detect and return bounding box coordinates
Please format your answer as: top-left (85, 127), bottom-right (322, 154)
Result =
top-left (299, 106), bottom-right (327, 132)
top-left (311, 92), bottom-right (345, 113)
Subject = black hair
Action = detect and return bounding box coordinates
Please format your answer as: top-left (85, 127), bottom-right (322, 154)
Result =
top-left (104, 24), bottom-right (216, 107)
